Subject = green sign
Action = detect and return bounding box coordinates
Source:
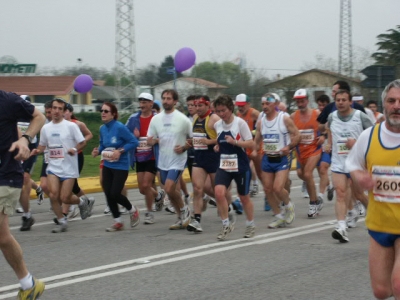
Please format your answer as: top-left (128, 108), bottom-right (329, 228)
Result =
top-left (0, 64), bottom-right (36, 74)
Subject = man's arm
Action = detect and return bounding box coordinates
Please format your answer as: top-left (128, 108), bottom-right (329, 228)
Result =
top-left (9, 107), bottom-right (45, 161)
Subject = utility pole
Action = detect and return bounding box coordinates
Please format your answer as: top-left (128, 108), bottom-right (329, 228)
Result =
top-left (338, 0), bottom-right (353, 77)
top-left (115, 0), bottom-right (136, 110)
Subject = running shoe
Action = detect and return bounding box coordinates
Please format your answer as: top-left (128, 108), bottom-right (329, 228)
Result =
top-left (87, 197), bottom-right (95, 217)
top-left (104, 206), bottom-right (111, 215)
top-left (250, 183), bottom-right (259, 196)
top-left (67, 205), bottom-right (80, 219)
top-left (285, 204), bottom-right (295, 225)
top-left (244, 225), bottom-right (255, 238)
top-left (217, 224), bottom-right (234, 241)
top-left (36, 186), bottom-right (44, 205)
top-left (169, 219), bottom-right (184, 230)
top-left (268, 218), bottom-right (286, 229)
top-left (130, 206), bottom-right (140, 228)
top-left (327, 186), bottom-right (335, 201)
top-left (144, 212), bottom-right (154, 225)
top-left (356, 200), bottom-right (366, 217)
top-left (165, 205), bottom-right (176, 214)
top-left (187, 219), bottom-right (203, 233)
top-left (52, 222), bottom-right (68, 233)
top-left (302, 181), bottom-right (309, 198)
top-left (16, 207), bottom-right (24, 213)
top-left (208, 197), bottom-right (217, 207)
top-left (155, 190), bottom-right (165, 211)
top-left (17, 277), bottom-right (45, 300)
top-left (106, 222), bottom-right (124, 232)
top-left (232, 198), bottom-right (243, 215)
top-left (119, 206), bottom-right (128, 214)
top-left (316, 196), bottom-right (324, 212)
top-left (78, 197), bottom-right (90, 220)
top-left (332, 227), bottom-right (349, 243)
top-left (20, 216), bottom-right (35, 231)
top-left (307, 203), bottom-right (318, 218)
top-left (346, 209), bottom-right (359, 228)
top-left (180, 207), bottom-right (191, 228)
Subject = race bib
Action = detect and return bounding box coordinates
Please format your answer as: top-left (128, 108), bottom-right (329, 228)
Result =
top-left (220, 154), bottom-right (238, 172)
top-left (193, 133), bottom-right (208, 150)
top-left (263, 138), bottom-right (279, 155)
top-left (337, 139), bottom-right (350, 156)
top-left (101, 147), bottom-right (116, 162)
top-left (372, 165), bottom-right (400, 203)
top-left (48, 144), bottom-right (64, 160)
top-left (137, 137), bottom-right (152, 153)
top-left (299, 129), bottom-right (314, 145)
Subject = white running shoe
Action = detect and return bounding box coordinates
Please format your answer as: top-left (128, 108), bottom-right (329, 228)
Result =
top-left (332, 227), bottom-right (349, 243)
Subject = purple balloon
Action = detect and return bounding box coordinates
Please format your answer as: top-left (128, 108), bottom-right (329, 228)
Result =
top-left (74, 74), bottom-right (93, 93)
top-left (174, 47), bottom-right (196, 73)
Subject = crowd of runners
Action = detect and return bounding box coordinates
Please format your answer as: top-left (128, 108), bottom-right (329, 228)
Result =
top-left (2, 78), bottom-right (400, 299)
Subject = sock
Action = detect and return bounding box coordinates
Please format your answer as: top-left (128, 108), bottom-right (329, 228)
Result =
top-left (22, 212), bottom-right (32, 218)
top-left (194, 214), bottom-right (201, 223)
top-left (318, 193), bottom-right (324, 199)
top-left (246, 220), bottom-right (255, 227)
top-left (19, 273), bottom-right (33, 290)
top-left (114, 217), bottom-right (122, 223)
top-left (338, 220), bottom-right (347, 230)
top-left (252, 180), bottom-right (257, 186)
top-left (275, 213), bottom-right (284, 219)
top-left (63, 213), bottom-right (67, 217)
top-left (309, 200), bottom-right (317, 204)
top-left (155, 191), bottom-right (162, 201)
top-left (285, 201), bottom-right (292, 208)
top-left (129, 206), bottom-right (136, 213)
top-left (228, 204), bottom-right (232, 212)
top-left (58, 218), bottom-right (66, 225)
top-left (222, 218), bottom-right (230, 227)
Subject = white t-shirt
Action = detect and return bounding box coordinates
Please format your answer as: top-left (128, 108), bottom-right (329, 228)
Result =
top-left (365, 107), bottom-right (376, 124)
top-left (147, 109), bottom-right (192, 170)
top-left (346, 122), bottom-right (400, 172)
top-left (39, 119), bottom-right (85, 178)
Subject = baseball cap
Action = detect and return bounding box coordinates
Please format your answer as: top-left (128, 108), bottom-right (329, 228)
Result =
top-left (293, 89), bottom-right (308, 99)
top-left (235, 94), bottom-right (250, 106)
top-left (138, 92), bottom-right (154, 101)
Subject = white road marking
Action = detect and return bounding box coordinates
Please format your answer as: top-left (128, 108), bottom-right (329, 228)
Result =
top-left (0, 218), bottom-right (364, 299)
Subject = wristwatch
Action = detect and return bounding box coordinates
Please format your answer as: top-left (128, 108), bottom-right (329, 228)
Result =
top-left (22, 134), bottom-right (33, 144)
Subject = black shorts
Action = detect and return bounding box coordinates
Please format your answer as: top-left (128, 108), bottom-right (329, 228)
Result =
top-left (135, 160), bottom-right (157, 174)
top-left (22, 143), bottom-right (37, 174)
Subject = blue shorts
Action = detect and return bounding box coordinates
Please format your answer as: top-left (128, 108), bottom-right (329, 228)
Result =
top-left (262, 154), bottom-right (292, 173)
top-left (368, 230), bottom-right (400, 248)
top-left (317, 152), bottom-right (331, 166)
top-left (159, 169), bottom-right (183, 185)
top-left (332, 170), bottom-right (351, 178)
top-left (215, 168), bottom-right (251, 196)
top-left (47, 171), bottom-right (73, 182)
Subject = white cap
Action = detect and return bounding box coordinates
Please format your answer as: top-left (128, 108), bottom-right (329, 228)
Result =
top-left (293, 89), bottom-right (308, 99)
top-left (138, 92), bottom-right (154, 101)
top-left (235, 93), bottom-right (250, 106)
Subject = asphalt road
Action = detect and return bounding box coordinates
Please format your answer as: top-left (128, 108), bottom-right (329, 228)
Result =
top-left (0, 171), bottom-right (373, 300)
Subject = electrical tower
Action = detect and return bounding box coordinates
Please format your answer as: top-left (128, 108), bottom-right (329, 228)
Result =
top-left (338, 0), bottom-right (353, 77)
top-left (115, 0), bottom-right (136, 109)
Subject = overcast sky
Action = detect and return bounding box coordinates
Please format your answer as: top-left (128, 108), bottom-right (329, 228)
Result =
top-left (1, 0), bottom-right (399, 78)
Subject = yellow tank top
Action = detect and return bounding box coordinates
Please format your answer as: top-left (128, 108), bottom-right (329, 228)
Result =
top-left (365, 123), bottom-right (400, 234)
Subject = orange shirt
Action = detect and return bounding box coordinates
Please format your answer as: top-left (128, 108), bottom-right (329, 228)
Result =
top-left (293, 109), bottom-right (321, 163)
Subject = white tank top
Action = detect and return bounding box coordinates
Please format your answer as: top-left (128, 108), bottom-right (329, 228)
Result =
top-left (331, 110), bottom-right (364, 172)
top-left (260, 112), bottom-right (290, 155)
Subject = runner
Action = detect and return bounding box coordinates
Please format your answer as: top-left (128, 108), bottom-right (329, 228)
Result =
top-left (213, 95), bottom-right (255, 240)
top-left (346, 79), bottom-right (400, 299)
top-left (253, 93), bottom-right (300, 229)
top-left (291, 89), bottom-right (323, 218)
top-left (147, 89), bottom-right (192, 230)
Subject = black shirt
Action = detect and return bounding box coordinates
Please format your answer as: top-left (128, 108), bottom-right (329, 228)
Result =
top-left (0, 91), bottom-right (35, 188)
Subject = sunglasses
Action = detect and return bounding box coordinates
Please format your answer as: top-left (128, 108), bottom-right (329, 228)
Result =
top-left (100, 109), bottom-right (110, 113)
